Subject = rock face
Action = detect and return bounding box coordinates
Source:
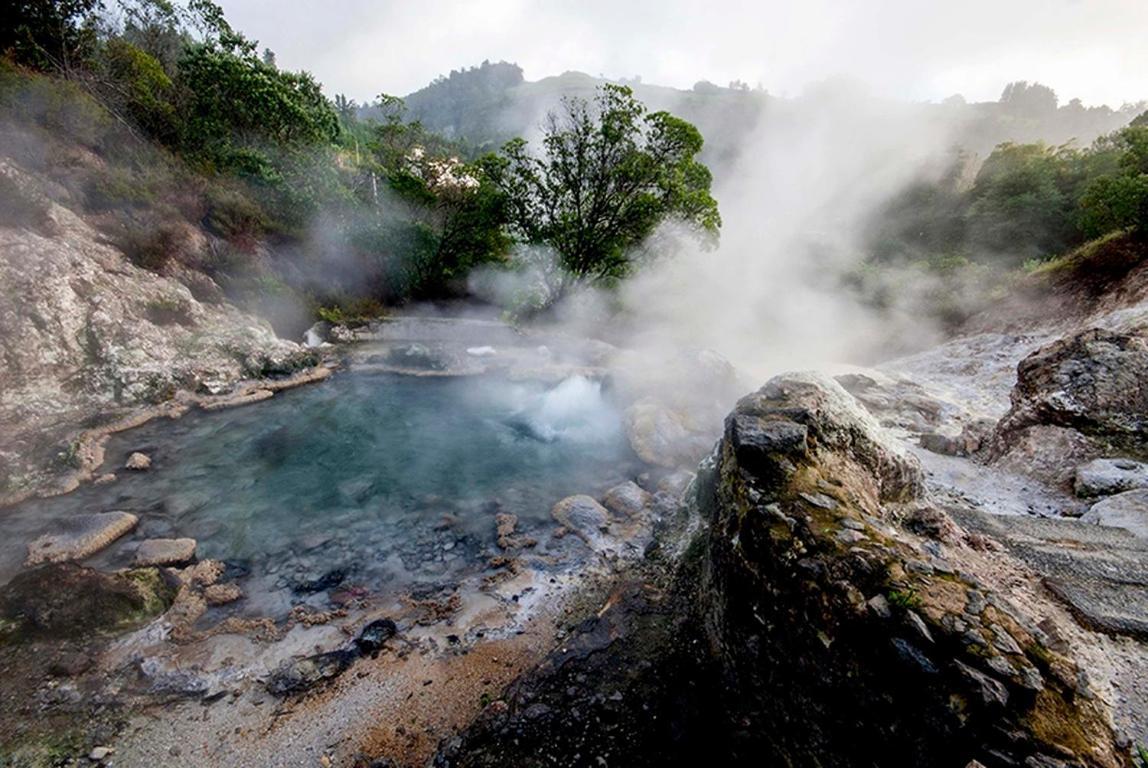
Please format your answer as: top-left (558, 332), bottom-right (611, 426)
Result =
top-left (1082, 490), bottom-right (1148, 539)
top-left (25, 511), bottom-right (138, 565)
top-left (992, 328), bottom-right (1148, 483)
top-left (697, 372), bottom-right (1126, 767)
top-left (440, 373), bottom-right (1130, 768)
top-left (0, 160), bottom-right (317, 496)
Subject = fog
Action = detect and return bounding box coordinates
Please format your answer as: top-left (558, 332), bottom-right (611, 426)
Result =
top-left (221, 0), bottom-right (1148, 108)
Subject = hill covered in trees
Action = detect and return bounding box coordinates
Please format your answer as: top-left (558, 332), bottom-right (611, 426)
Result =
top-left (387, 61), bottom-right (1143, 180)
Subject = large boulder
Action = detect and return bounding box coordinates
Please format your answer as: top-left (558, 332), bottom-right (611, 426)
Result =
top-left (991, 328), bottom-right (1148, 482)
top-left (0, 563), bottom-right (175, 639)
top-left (695, 372), bottom-right (1125, 768)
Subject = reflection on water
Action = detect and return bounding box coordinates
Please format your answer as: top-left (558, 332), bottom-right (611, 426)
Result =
top-left (0, 373), bottom-right (642, 612)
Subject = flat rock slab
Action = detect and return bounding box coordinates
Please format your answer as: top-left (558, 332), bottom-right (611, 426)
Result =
top-left (951, 508), bottom-right (1148, 641)
top-left (133, 537), bottom-right (197, 567)
top-left (1082, 489), bottom-right (1148, 538)
top-left (25, 511), bottom-right (138, 566)
top-left (1074, 458), bottom-right (1148, 498)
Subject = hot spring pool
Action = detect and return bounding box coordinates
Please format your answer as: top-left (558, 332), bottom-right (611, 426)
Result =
top-left (1, 372), bottom-right (644, 612)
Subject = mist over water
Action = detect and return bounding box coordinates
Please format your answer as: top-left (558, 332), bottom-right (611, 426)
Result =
top-left (0, 372), bottom-right (641, 606)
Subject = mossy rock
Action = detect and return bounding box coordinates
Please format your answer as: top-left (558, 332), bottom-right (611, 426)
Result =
top-left (0, 563), bottom-right (177, 641)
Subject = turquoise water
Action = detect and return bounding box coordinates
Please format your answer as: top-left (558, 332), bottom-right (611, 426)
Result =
top-left (1, 372), bottom-right (642, 606)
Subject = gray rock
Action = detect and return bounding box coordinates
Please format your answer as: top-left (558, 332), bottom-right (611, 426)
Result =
top-left (134, 537), bottom-right (197, 566)
top-left (624, 399), bottom-right (714, 469)
top-left (1074, 458), bottom-right (1148, 498)
top-left (551, 495), bottom-right (610, 537)
top-left (1082, 489), bottom-right (1148, 539)
top-left (602, 481), bottom-right (651, 519)
top-left (265, 649), bottom-right (357, 696)
top-left (25, 511), bottom-right (138, 565)
top-left (991, 328), bottom-right (1148, 479)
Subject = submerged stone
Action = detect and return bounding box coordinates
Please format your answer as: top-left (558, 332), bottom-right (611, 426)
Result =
top-left (25, 510), bottom-right (138, 565)
top-left (293, 569), bottom-right (347, 594)
top-left (134, 537), bottom-right (197, 567)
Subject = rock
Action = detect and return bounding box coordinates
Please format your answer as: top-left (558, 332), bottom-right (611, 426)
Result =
top-left (354, 618), bottom-right (398, 657)
top-left (0, 563), bottom-right (174, 638)
top-left (690, 371), bottom-right (1124, 767)
top-left (1074, 458), bottom-right (1148, 498)
top-left (25, 511), bottom-right (138, 565)
top-left (602, 481), bottom-right (651, 519)
top-left (551, 495), bottom-right (609, 539)
top-left (293, 568), bottom-right (347, 594)
top-left (133, 537), bottom-right (197, 567)
top-left (203, 582), bottom-right (242, 606)
top-left (385, 343), bottom-right (449, 371)
top-left (265, 649), bottom-right (357, 696)
top-left (89, 746), bottom-right (113, 761)
top-left (991, 328), bottom-right (1148, 478)
top-left (125, 451), bottom-right (152, 470)
top-left (47, 652), bottom-right (94, 677)
top-left (0, 171), bottom-right (316, 498)
top-left (624, 399), bottom-right (714, 469)
top-left (1082, 489), bottom-right (1148, 538)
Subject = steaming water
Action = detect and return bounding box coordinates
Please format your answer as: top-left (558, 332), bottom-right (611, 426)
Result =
top-left (0, 372), bottom-right (642, 614)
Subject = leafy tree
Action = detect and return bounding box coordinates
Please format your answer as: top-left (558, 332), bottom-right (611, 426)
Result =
top-left (490, 84), bottom-right (720, 286)
top-left (1079, 126), bottom-right (1148, 239)
top-left (999, 81), bottom-right (1058, 116)
top-left (2, 0), bottom-right (104, 71)
top-left (100, 37), bottom-right (177, 140)
top-left (965, 142), bottom-right (1082, 262)
top-left (175, 39), bottom-right (339, 172)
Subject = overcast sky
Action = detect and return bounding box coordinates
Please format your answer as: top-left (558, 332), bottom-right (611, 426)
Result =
top-left (218, 0), bottom-right (1148, 107)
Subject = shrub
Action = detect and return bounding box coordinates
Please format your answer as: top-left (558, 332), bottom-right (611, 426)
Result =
top-left (82, 166), bottom-right (153, 212)
top-left (115, 218), bottom-right (187, 270)
top-left (0, 171), bottom-right (54, 232)
top-left (202, 184), bottom-right (267, 242)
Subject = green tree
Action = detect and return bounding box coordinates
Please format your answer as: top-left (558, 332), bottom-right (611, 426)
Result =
top-left (2, 0), bottom-right (103, 71)
top-left (490, 84), bottom-right (720, 286)
top-left (1079, 126), bottom-right (1148, 239)
top-left (965, 142), bottom-right (1082, 262)
top-left (175, 39), bottom-right (339, 173)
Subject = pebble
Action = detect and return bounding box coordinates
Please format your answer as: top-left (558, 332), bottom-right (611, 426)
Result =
top-left (89, 746), bottom-right (113, 761)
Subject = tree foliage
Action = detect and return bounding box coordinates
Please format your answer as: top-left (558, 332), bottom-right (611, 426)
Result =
top-left (2, 0), bottom-right (104, 71)
top-left (491, 84), bottom-right (720, 284)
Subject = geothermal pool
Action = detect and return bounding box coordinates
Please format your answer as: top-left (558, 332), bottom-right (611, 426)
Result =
top-left (0, 371), bottom-right (644, 614)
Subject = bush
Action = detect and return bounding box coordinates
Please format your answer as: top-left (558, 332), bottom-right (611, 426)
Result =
top-left (0, 171), bottom-right (54, 232)
top-left (82, 165), bottom-right (154, 211)
top-left (202, 184), bottom-right (267, 242)
top-left (115, 218), bottom-right (187, 270)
